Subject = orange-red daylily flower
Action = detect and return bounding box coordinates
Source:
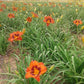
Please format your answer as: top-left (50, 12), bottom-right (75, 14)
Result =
top-left (58, 4), bottom-right (62, 7)
top-left (23, 3), bottom-right (27, 5)
top-left (69, 2), bottom-right (72, 5)
top-left (25, 60), bottom-right (47, 82)
top-left (8, 31), bottom-right (23, 42)
top-left (43, 16), bottom-right (54, 26)
top-left (53, 5), bottom-right (56, 7)
top-left (29, 3), bottom-right (33, 6)
top-left (49, 2), bottom-right (52, 5)
top-left (31, 12), bottom-right (38, 18)
top-left (66, 5), bottom-right (69, 7)
top-left (1, 4), bottom-right (6, 9)
top-left (0, 0), bottom-right (3, 3)
top-left (8, 13), bottom-right (15, 18)
top-left (22, 7), bottom-right (26, 11)
top-left (12, 7), bottom-right (18, 12)
top-left (44, 3), bottom-right (47, 6)
top-left (79, 5), bottom-right (82, 7)
top-left (73, 19), bottom-right (82, 26)
top-left (0, 8), bottom-right (3, 12)
top-left (26, 17), bottom-right (32, 23)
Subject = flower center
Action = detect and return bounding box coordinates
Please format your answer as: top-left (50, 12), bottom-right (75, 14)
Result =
top-left (78, 21), bottom-right (80, 23)
top-left (9, 14), bottom-right (13, 17)
top-left (12, 34), bottom-right (19, 39)
top-left (31, 66), bottom-right (41, 76)
top-left (34, 68), bottom-right (39, 75)
top-left (75, 20), bottom-right (81, 25)
top-left (28, 18), bottom-right (31, 21)
top-left (15, 34), bottom-right (19, 36)
top-left (46, 18), bottom-right (51, 23)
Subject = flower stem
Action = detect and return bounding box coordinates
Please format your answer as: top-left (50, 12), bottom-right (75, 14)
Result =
top-left (77, 26), bottom-right (78, 34)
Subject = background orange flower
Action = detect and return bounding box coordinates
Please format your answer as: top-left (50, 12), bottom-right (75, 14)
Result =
top-left (22, 7), bottom-right (26, 11)
top-left (31, 12), bottom-right (38, 18)
top-left (26, 17), bottom-right (32, 23)
top-left (12, 7), bottom-right (18, 12)
top-left (8, 31), bottom-right (23, 42)
top-left (0, 8), bottom-right (3, 12)
top-left (43, 16), bottom-right (54, 26)
top-left (8, 13), bottom-right (15, 18)
top-left (73, 19), bottom-right (82, 26)
top-left (1, 4), bottom-right (6, 9)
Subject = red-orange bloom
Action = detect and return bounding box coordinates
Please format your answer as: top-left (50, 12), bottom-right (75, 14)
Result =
top-left (23, 3), bottom-right (27, 5)
top-left (8, 31), bottom-right (23, 42)
top-left (0, 0), bottom-right (3, 3)
top-left (66, 5), bottom-right (69, 7)
top-left (73, 19), bottom-right (82, 26)
top-left (22, 7), bottom-right (26, 11)
top-left (1, 4), bottom-right (6, 9)
top-left (25, 60), bottom-right (47, 82)
top-left (69, 3), bottom-right (72, 5)
top-left (0, 8), bottom-right (3, 12)
top-left (79, 5), bottom-right (82, 7)
top-left (58, 4), bottom-right (62, 7)
top-left (8, 13), bottom-right (15, 18)
top-left (53, 5), bottom-right (56, 7)
top-left (43, 16), bottom-right (54, 26)
top-left (29, 3), bottom-right (33, 6)
top-left (31, 12), bottom-right (38, 18)
top-left (44, 3), bottom-right (47, 6)
top-left (26, 17), bottom-right (32, 23)
top-left (49, 2), bottom-right (52, 5)
top-left (12, 7), bottom-right (18, 12)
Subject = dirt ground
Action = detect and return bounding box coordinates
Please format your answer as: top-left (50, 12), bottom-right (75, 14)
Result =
top-left (0, 54), bottom-right (16, 84)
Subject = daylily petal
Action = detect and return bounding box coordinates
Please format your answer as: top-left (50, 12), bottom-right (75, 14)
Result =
top-left (25, 72), bottom-right (34, 79)
top-left (35, 76), bottom-right (40, 82)
top-left (39, 62), bottom-right (47, 75)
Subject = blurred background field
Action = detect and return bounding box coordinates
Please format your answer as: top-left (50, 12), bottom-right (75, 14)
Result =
top-left (20, 0), bottom-right (84, 2)
top-left (2, 0), bottom-right (84, 2)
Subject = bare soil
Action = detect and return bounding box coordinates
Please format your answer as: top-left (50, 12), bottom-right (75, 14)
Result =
top-left (0, 43), bottom-right (19, 84)
top-left (0, 54), bottom-right (16, 84)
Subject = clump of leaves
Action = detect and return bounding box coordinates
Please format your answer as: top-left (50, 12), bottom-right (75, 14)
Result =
top-left (0, 35), bottom-right (8, 55)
